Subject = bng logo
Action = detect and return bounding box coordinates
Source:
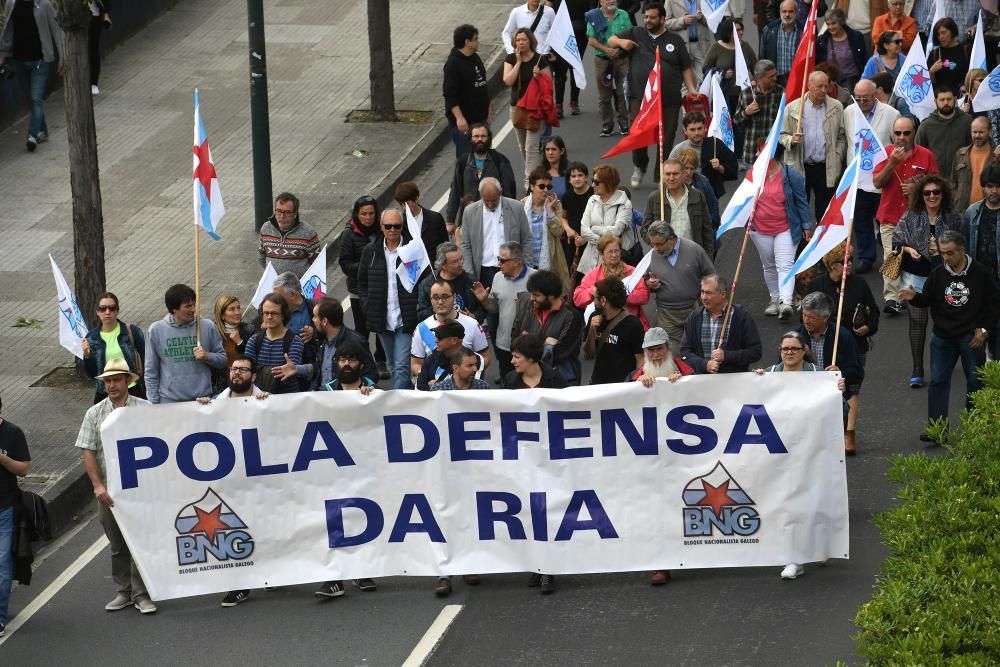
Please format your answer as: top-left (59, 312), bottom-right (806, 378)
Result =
top-left (681, 462), bottom-right (760, 537)
top-left (175, 488), bottom-right (254, 565)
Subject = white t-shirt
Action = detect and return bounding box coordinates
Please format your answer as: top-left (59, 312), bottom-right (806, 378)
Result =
top-left (410, 312), bottom-right (489, 359)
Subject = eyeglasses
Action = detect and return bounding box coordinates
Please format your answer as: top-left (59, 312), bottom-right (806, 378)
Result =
top-left (430, 294), bottom-right (454, 301)
top-left (780, 346), bottom-right (804, 353)
top-left (382, 224), bottom-right (403, 230)
top-left (893, 130), bottom-right (913, 136)
top-left (497, 256), bottom-right (514, 264)
top-left (892, 39), bottom-right (903, 44)
top-left (274, 209), bottom-right (296, 217)
top-left (97, 304), bottom-right (118, 312)
top-left (229, 367), bottom-right (253, 374)
top-left (534, 183), bottom-right (552, 190)
top-left (261, 310), bottom-right (282, 318)
top-left (923, 189), bottom-right (943, 197)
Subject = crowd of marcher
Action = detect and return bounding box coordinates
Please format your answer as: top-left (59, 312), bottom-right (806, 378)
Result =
top-left (2, 0), bottom-right (999, 630)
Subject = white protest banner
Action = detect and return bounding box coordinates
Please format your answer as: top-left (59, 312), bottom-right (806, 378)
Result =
top-left (102, 374), bottom-right (849, 601)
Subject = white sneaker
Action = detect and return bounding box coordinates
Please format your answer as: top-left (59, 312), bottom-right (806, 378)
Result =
top-left (91, 85), bottom-right (100, 96)
top-left (630, 166), bottom-right (645, 188)
top-left (764, 298), bottom-right (779, 316)
top-left (778, 302), bottom-right (794, 320)
top-left (780, 563), bottom-right (805, 579)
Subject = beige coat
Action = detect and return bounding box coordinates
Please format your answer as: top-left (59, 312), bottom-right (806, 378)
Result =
top-left (780, 96), bottom-right (848, 188)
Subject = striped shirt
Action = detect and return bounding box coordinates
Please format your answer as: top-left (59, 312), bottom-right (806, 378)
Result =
top-left (245, 329), bottom-right (305, 391)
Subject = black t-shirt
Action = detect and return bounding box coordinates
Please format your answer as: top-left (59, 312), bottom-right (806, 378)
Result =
top-left (12, 0), bottom-right (43, 61)
top-left (589, 312), bottom-right (645, 384)
top-left (619, 27), bottom-right (692, 106)
top-left (560, 187), bottom-right (594, 234)
top-left (505, 53), bottom-right (549, 106)
top-left (0, 420), bottom-right (30, 509)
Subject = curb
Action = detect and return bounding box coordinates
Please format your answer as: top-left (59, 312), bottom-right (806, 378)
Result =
top-left (39, 45), bottom-right (510, 538)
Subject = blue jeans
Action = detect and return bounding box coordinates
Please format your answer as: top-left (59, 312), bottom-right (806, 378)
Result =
top-left (378, 327), bottom-right (414, 389)
top-left (928, 332), bottom-right (986, 421)
top-left (13, 59), bottom-right (50, 138)
top-left (450, 123), bottom-right (471, 159)
top-left (0, 505), bottom-right (14, 625)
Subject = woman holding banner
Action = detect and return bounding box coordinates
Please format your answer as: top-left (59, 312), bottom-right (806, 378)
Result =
top-left (891, 175), bottom-right (963, 389)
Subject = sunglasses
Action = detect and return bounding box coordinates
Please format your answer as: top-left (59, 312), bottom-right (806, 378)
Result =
top-left (892, 39), bottom-right (903, 44)
top-left (592, 180), bottom-right (602, 186)
top-left (97, 304), bottom-right (118, 312)
top-left (534, 183), bottom-right (552, 190)
top-left (355, 195), bottom-right (376, 206)
top-left (382, 223), bottom-right (403, 230)
top-left (780, 347), bottom-right (804, 353)
top-left (923, 189), bottom-right (943, 197)
top-left (893, 130), bottom-right (913, 136)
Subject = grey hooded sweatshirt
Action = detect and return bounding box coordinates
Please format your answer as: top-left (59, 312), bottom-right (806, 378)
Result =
top-left (144, 314), bottom-right (226, 403)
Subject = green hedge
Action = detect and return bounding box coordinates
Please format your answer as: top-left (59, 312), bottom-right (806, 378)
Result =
top-left (854, 362), bottom-right (1000, 664)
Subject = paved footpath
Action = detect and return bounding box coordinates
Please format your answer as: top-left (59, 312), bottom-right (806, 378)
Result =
top-left (0, 0), bottom-right (513, 513)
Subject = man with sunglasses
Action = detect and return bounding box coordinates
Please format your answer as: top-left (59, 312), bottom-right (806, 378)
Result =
top-left (257, 192), bottom-right (321, 278)
top-left (470, 242), bottom-right (535, 381)
top-left (873, 116), bottom-right (939, 315)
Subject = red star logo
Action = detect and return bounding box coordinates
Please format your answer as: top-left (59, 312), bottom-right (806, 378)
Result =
top-left (193, 140), bottom-right (217, 199)
top-left (697, 479), bottom-right (735, 516)
top-left (819, 185), bottom-right (851, 232)
top-left (861, 137), bottom-right (874, 155)
top-left (909, 69), bottom-right (928, 88)
top-left (190, 503), bottom-right (228, 542)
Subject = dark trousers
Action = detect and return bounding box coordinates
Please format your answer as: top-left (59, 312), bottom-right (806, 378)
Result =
top-left (632, 103), bottom-right (680, 173)
top-left (479, 266), bottom-right (502, 341)
top-left (350, 296), bottom-right (387, 362)
top-left (552, 35), bottom-right (586, 106)
top-left (928, 332), bottom-right (985, 421)
top-left (88, 15), bottom-right (103, 86)
top-left (853, 190), bottom-right (880, 264)
top-left (495, 346), bottom-right (513, 385)
top-left (803, 162), bottom-right (832, 222)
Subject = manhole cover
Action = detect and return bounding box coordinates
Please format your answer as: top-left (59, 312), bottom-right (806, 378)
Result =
top-left (345, 109), bottom-right (434, 124)
top-left (32, 366), bottom-right (93, 389)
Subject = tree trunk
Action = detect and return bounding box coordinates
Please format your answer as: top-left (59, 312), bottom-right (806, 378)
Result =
top-left (52, 0), bottom-right (106, 327)
top-left (367, 0), bottom-right (397, 121)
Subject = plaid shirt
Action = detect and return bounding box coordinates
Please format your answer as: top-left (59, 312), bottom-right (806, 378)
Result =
top-left (75, 394), bottom-right (149, 477)
top-left (734, 84), bottom-right (785, 164)
top-left (915, 0), bottom-right (979, 34)
top-left (699, 310), bottom-right (730, 357)
top-left (809, 331), bottom-right (827, 369)
top-left (431, 376), bottom-right (490, 391)
top-left (776, 27), bottom-right (798, 75)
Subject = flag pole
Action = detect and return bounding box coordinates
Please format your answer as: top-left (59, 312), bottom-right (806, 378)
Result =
top-left (657, 49), bottom-right (665, 223)
top-left (717, 168), bottom-right (767, 349)
top-left (194, 225), bottom-right (202, 346)
top-left (831, 217), bottom-right (855, 365)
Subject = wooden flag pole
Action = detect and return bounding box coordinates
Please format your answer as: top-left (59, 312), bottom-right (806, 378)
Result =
top-left (831, 217), bottom-right (855, 366)
top-left (194, 224), bottom-right (202, 346)
top-left (658, 61), bottom-right (665, 223)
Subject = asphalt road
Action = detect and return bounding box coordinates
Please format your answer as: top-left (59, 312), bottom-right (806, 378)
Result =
top-left (2, 44), bottom-right (964, 667)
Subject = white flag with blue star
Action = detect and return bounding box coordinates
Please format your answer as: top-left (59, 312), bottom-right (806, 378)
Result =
top-left (49, 254), bottom-right (89, 359)
top-left (894, 35), bottom-right (936, 121)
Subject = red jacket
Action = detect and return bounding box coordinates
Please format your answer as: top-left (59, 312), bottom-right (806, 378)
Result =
top-left (629, 357), bottom-right (694, 381)
top-left (517, 72), bottom-right (559, 128)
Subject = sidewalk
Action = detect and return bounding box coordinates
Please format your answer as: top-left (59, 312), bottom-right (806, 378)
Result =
top-left (0, 0), bottom-right (512, 530)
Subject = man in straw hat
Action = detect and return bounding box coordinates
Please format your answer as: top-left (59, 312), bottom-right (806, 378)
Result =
top-left (75, 359), bottom-right (156, 615)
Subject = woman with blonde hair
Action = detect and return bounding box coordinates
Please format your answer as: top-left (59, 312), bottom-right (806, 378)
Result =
top-left (959, 69), bottom-right (987, 115)
top-left (576, 163), bottom-right (631, 276)
top-left (212, 294), bottom-right (254, 391)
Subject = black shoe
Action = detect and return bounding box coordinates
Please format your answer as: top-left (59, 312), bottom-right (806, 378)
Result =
top-left (540, 574), bottom-right (556, 594)
top-left (314, 581), bottom-right (345, 599)
top-left (221, 590), bottom-right (250, 607)
top-left (919, 433), bottom-right (935, 442)
top-left (600, 125), bottom-right (613, 137)
top-left (377, 361), bottom-right (390, 380)
top-left (570, 101), bottom-right (580, 115)
top-left (619, 121), bottom-right (630, 135)
top-left (26, 135), bottom-right (37, 152)
top-left (854, 260), bottom-right (872, 274)
top-left (435, 578), bottom-right (452, 597)
top-left (352, 578), bottom-right (377, 592)
top-left (555, 104), bottom-right (564, 119)
top-left (527, 572), bottom-right (542, 587)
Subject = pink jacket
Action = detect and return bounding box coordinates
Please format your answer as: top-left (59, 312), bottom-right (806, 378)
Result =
top-left (573, 263), bottom-right (650, 330)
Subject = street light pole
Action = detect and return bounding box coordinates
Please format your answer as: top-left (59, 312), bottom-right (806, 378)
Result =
top-left (247, 0), bottom-right (273, 232)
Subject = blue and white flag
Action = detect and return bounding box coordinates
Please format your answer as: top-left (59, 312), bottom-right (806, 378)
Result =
top-left (700, 0), bottom-right (730, 33)
top-left (734, 36), bottom-right (752, 91)
top-left (193, 89), bottom-right (224, 240)
top-left (396, 239), bottom-right (432, 293)
top-left (784, 152), bottom-right (861, 285)
top-left (894, 34), bottom-right (936, 121)
top-left (708, 75), bottom-right (736, 152)
top-left (300, 245), bottom-right (328, 300)
top-left (717, 94), bottom-right (786, 238)
top-left (926, 0), bottom-right (947, 58)
top-left (849, 102), bottom-right (889, 190)
top-left (972, 64), bottom-right (1000, 111)
top-left (545, 0), bottom-right (587, 88)
top-left (49, 254), bottom-right (89, 359)
top-left (970, 10), bottom-right (989, 72)
top-left (250, 262), bottom-right (279, 310)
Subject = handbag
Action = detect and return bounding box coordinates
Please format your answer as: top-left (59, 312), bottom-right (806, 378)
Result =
top-left (880, 248), bottom-right (903, 280)
top-left (851, 302), bottom-right (870, 330)
top-left (511, 103), bottom-right (540, 131)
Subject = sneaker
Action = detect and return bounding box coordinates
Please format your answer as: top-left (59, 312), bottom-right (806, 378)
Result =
top-left (630, 166), bottom-right (645, 188)
top-left (352, 578), bottom-right (377, 592)
top-left (26, 135), bottom-right (37, 152)
top-left (650, 570), bottom-right (670, 586)
top-left (909, 370), bottom-right (925, 388)
top-left (619, 121), bottom-right (630, 136)
top-left (570, 101), bottom-right (580, 115)
top-left (91, 84), bottom-right (100, 95)
top-left (540, 574), bottom-right (556, 593)
top-left (764, 298), bottom-right (779, 316)
top-left (527, 572), bottom-right (542, 587)
top-left (221, 589), bottom-right (250, 607)
top-left (134, 595), bottom-right (158, 614)
top-left (778, 302), bottom-right (794, 320)
top-left (555, 103), bottom-right (564, 119)
top-left (37, 131), bottom-right (48, 143)
top-left (600, 125), bottom-right (613, 137)
top-left (105, 592), bottom-right (132, 611)
top-left (435, 578), bottom-right (452, 597)
top-left (314, 580), bottom-right (345, 599)
top-left (780, 563), bottom-right (805, 580)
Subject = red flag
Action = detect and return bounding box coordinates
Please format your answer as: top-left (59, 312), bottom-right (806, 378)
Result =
top-left (601, 49), bottom-right (662, 159)
top-left (783, 0), bottom-right (818, 104)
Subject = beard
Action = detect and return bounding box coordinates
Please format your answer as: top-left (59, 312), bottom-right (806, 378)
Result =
top-left (642, 356), bottom-right (679, 378)
top-left (338, 365), bottom-right (361, 385)
top-left (229, 377), bottom-right (253, 394)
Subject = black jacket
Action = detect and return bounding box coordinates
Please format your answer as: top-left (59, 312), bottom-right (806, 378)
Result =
top-left (807, 272), bottom-right (880, 352)
top-left (446, 149), bottom-right (518, 223)
top-left (310, 326), bottom-right (378, 390)
top-left (418, 207), bottom-right (450, 258)
top-left (698, 139), bottom-right (738, 197)
top-left (339, 217), bottom-right (380, 295)
top-left (680, 305), bottom-right (763, 374)
top-left (816, 27), bottom-right (867, 82)
top-left (357, 235), bottom-right (429, 334)
top-left (504, 362), bottom-right (569, 389)
top-left (795, 320), bottom-right (864, 399)
top-left (442, 47), bottom-right (490, 126)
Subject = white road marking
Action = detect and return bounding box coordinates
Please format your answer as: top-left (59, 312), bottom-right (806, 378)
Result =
top-left (341, 296), bottom-right (352, 313)
top-left (0, 535), bottom-right (108, 645)
top-left (429, 119), bottom-right (514, 213)
top-left (401, 603), bottom-right (464, 667)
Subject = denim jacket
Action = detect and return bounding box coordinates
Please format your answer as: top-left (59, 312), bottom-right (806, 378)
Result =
top-left (781, 164), bottom-right (814, 245)
top-left (963, 201), bottom-right (1000, 282)
top-left (83, 320), bottom-right (145, 395)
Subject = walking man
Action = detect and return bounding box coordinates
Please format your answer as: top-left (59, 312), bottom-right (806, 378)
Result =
top-left (0, 394), bottom-right (30, 636)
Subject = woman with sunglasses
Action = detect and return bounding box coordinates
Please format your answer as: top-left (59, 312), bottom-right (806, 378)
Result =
top-left (892, 175), bottom-right (963, 388)
top-left (871, 0), bottom-right (916, 54)
top-left (577, 164), bottom-right (631, 277)
top-left (755, 330), bottom-right (845, 579)
top-left (862, 31), bottom-right (903, 83)
top-left (521, 167), bottom-right (571, 289)
top-left (81, 292), bottom-right (146, 403)
top-left (338, 194), bottom-right (388, 378)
